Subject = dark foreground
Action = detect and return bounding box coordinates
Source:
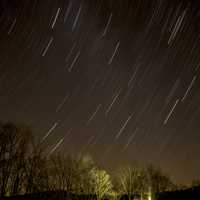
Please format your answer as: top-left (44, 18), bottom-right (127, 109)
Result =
top-left (1, 186), bottom-right (200, 200)
top-left (157, 186), bottom-right (200, 200)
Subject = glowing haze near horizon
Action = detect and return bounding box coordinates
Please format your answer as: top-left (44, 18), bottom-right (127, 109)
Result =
top-left (0, 0), bottom-right (200, 185)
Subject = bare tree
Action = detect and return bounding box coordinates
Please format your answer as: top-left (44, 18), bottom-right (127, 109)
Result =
top-left (144, 165), bottom-right (176, 199)
top-left (48, 153), bottom-right (96, 195)
top-left (48, 153), bottom-right (77, 192)
top-left (9, 126), bottom-right (32, 196)
top-left (24, 144), bottom-right (49, 194)
top-left (0, 122), bottom-right (33, 197)
top-left (89, 168), bottom-right (113, 200)
top-left (117, 166), bottom-right (145, 200)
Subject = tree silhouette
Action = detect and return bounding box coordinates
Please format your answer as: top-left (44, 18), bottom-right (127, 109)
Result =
top-left (0, 122), bottom-right (32, 197)
top-left (144, 165), bottom-right (176, 199)
top-left (0, 121), bottom-right (177, 200)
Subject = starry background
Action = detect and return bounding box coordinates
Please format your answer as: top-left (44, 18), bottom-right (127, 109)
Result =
top-left (0, 0), bottom-right (200, 185)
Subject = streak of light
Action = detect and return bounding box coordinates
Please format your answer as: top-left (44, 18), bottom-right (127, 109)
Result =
top-left (51, 7), bottom-right (61, 29)
top-left (108, 41), bottom-right (120, 65)
top-left (86, 104), bottom-right (102, 126)
top-left (64, 1), bottom-right (72, 22)
top-left (168, 9), bottom-right (187, 44)
top-left (65, 42), bottom-right (77, 63)
top-left (181, 76), bottom-right (196, 102)
top-left (41, 122), bottom-right (58, 143)
top-left (90, 126), bottom-right (106, 147)
top-left (164, 99), bottom-right (179, 125)
top-left (72, 4), bottom-right (82, 31)
top-left (115, 115), bottom-right (133, 139)
top-left (64, 128), bottom-right (73, 140)
top-left (102, 13), bottom-right (112, 37)
top-left (105, 89), bottom-right (121, 116)
top-left (56, 94), bottom-right (69, 112)
top-left (8, 18), bottom-right (17, 34)
top-left (68, 51), bottom-right (80, 71)
top-left (166, 77), bottom-right (180, 104)
top-left (122, 127), bottom-right (139, 152)
top-left (128, 63), bottom-right (140, 86)
top-left (42, 37), bottom-right (53, 57)
top-left (48, 137), bottom-right (64, 155)
top-left (195, 62), bottom-right (200, 71)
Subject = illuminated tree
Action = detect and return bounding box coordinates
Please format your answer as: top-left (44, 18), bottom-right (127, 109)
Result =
top-left (89, 168), bottom-right (113, 200)
top-left (117, 166), bottom-right (146, 200)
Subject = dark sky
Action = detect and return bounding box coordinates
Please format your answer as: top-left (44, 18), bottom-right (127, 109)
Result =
top-left (0, 0), bottom-right (200, 185)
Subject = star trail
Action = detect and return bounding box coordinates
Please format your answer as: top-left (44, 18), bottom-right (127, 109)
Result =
top-left (0, 0), bottom-right (200, 185)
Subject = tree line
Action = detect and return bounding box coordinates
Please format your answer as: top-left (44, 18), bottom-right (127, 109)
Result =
top-left (0, 122), bottom-right (187, 200)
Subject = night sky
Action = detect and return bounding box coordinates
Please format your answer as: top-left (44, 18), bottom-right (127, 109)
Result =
top-left (0, 0), bottom-right (200, 185)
